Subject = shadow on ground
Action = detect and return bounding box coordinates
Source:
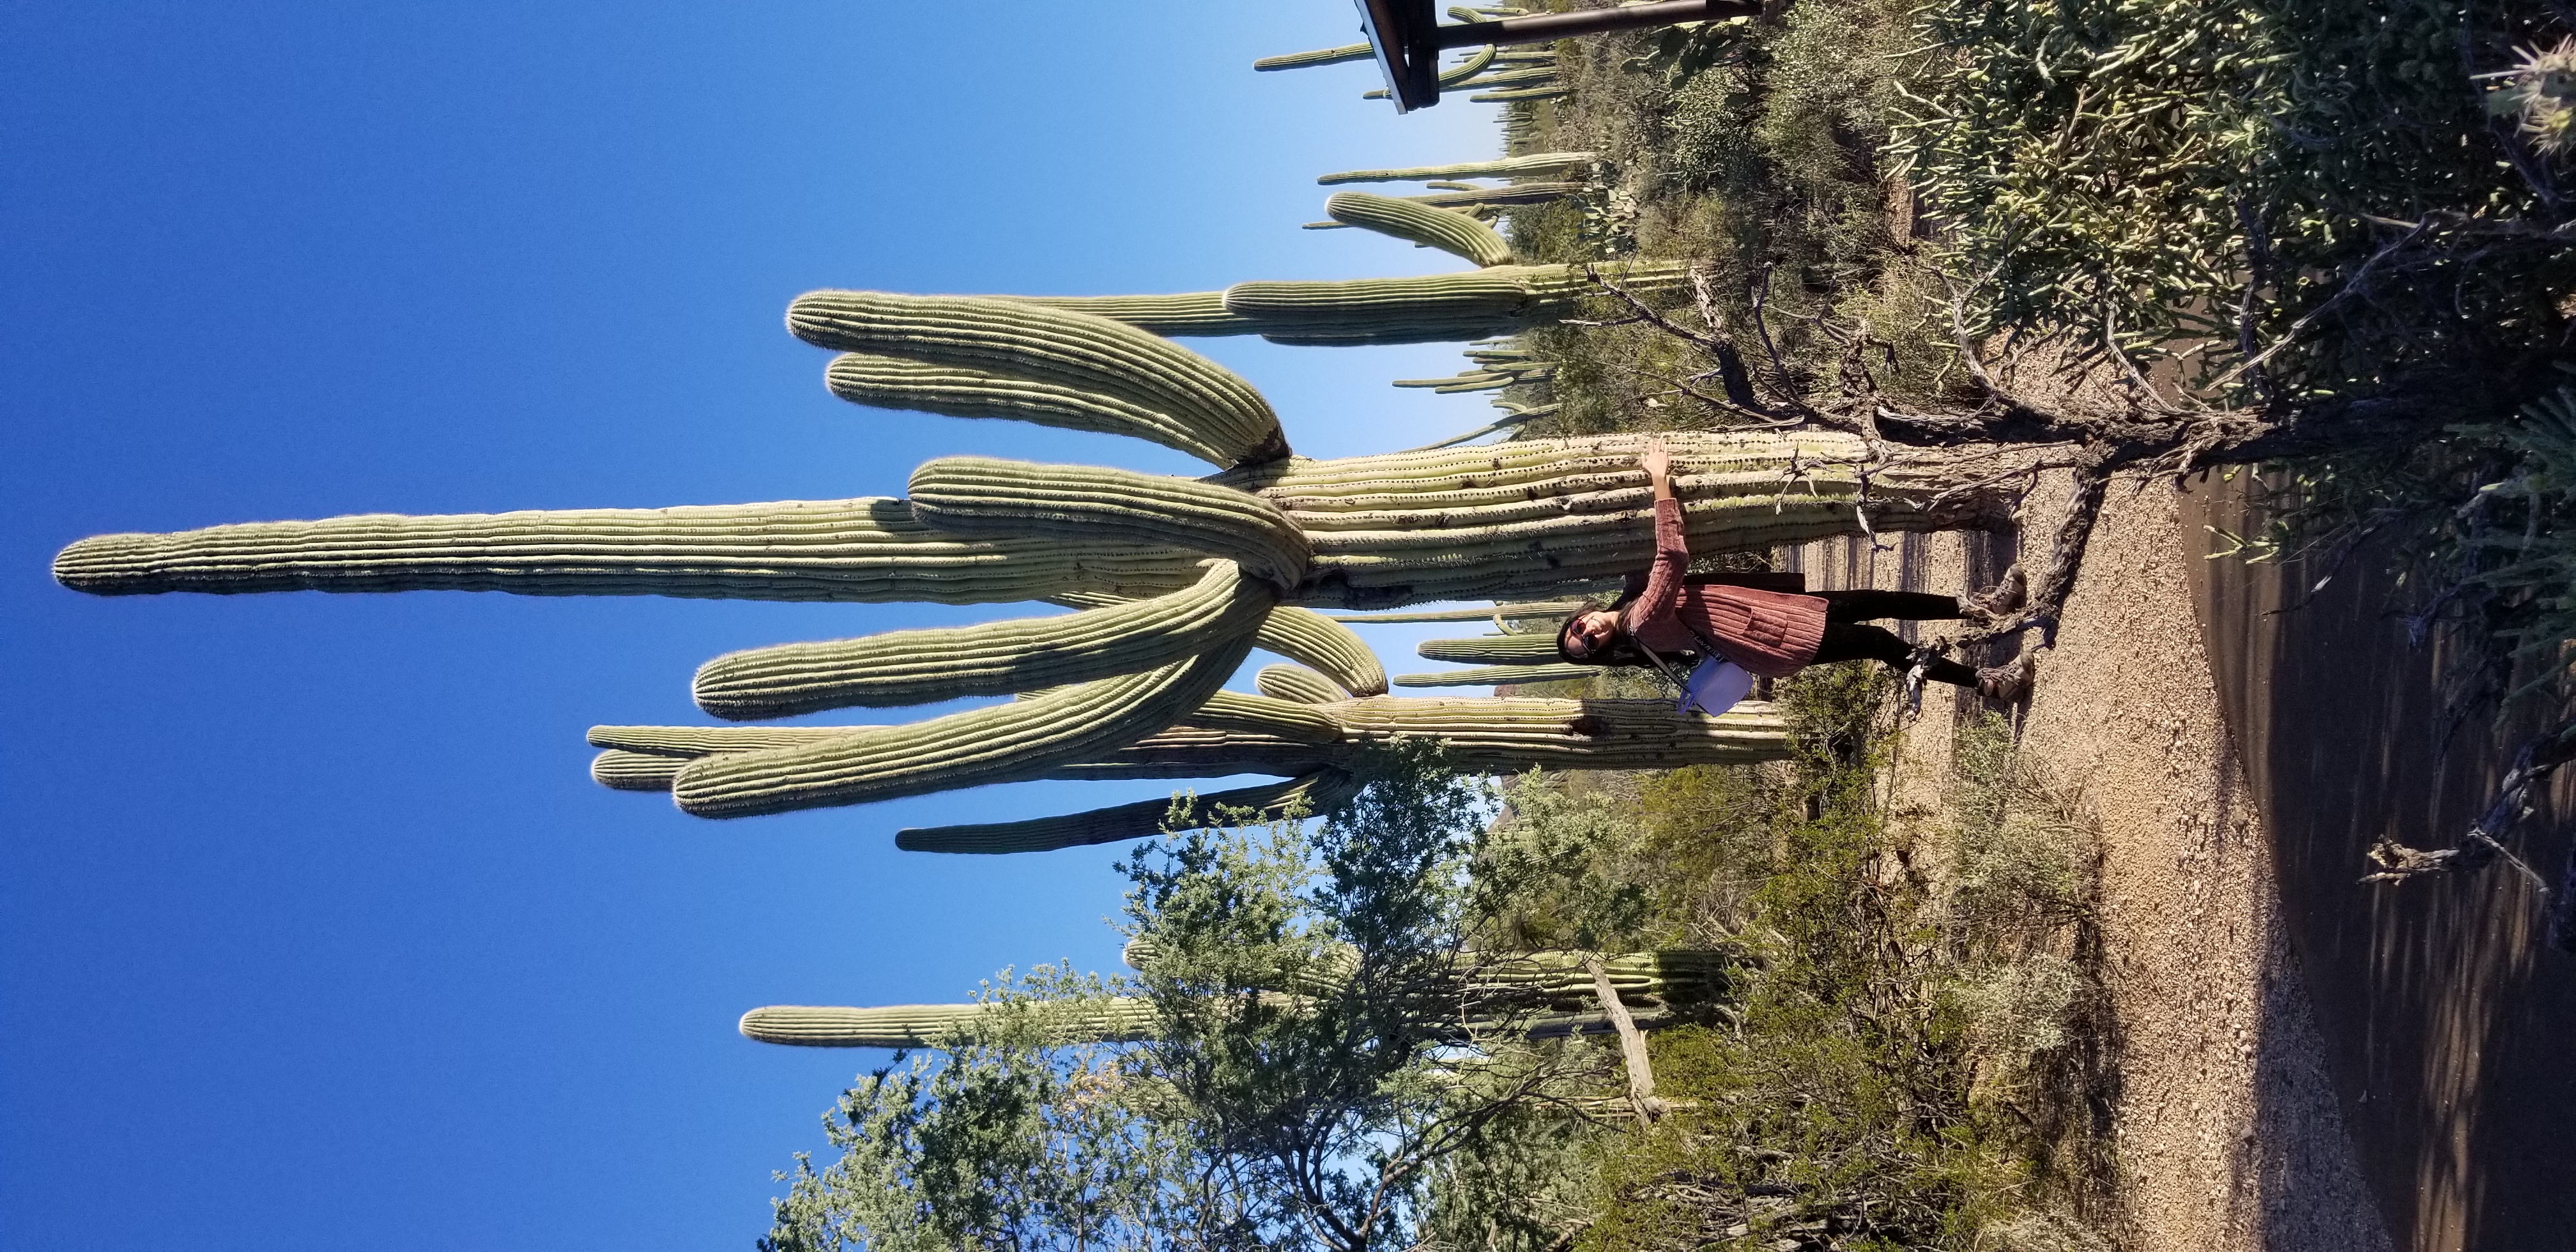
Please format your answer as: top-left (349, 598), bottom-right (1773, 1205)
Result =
top-left (2182, 475), bottom-right (2576, 1252)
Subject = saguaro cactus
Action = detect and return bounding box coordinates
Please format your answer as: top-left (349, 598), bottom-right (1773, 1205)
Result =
top-left (737, 946), bottom-right (1732, 1048)
top-left (1315, 152), bottom-right (1597, 185)
top-left (997, 259), bottom-right (1694, 347)
top-left (58, 270), bottom-right (2025, 825)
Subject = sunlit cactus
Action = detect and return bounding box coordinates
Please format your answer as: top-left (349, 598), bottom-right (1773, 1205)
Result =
top-left (1255, 663), bottom-right (1347, 705)
top-left (1315, 151), bottom-right (1597, 186)
top-left (1395, 664), bottom-right (1596, 688)
top-left (1000, 259), bottom-right (1690, 347)
top-left (1420, 633), bottom-right (1559, 665)
top-left (739, 1000), bottom-right (1162, 1048)
top-left (60, 263), bottom-right (2022, 826)
top-left (735, 946), bottom-right (1733, 1049)
top-left (1324, 192), bottom-right (1516, 268)
top-left (1251, 43), bottom-right (1373, 72)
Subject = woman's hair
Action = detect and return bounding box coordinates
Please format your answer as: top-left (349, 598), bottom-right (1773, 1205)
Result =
top-left (1556, 607), bottom-right (1685, 668)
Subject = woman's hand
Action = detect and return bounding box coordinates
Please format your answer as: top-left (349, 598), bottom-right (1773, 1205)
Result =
top-left (1639, 436), bottom-right (1674, 501)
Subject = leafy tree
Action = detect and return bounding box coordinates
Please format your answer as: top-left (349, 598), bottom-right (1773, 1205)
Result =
top-left (758, 742), bottom-right (1648, 1251)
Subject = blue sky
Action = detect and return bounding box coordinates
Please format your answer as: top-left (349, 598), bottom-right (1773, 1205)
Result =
top-left (0, 5), bottom-right (1512, 1248)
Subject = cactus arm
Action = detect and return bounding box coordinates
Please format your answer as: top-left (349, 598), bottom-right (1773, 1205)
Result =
top-left (1255, 664), bottom-right (1346, 705)
top-left (908, 457), bottom-right (1311, 593)
top-left (785, 293), bottom-right (1287, 466)
top-left (1469, 86), bottom-right (1572, 103)
top-left (51, 497), bottom-right (1199, 604)
top-left (691, 560), bottom-right (1271, 719)
top-left (671, 634), bottom-right (1254, 818)
top-left (1252, 43), bottom-right (1373, 71)
top-left (1042, 594), bottom-right (1386, 698)
top-left (1324, 192), bottom-right (1516, 268)
top-left (739, 1000), bottom-right (1162, 1048)
top-left (893, 768), bottom-right (1360, 855)
top-left (1419, 633), bottom-right (1559, 664)
top-left (1394, 664), bottom-right (1597, 687)
top-left (1315, 152), bottom-right (1597, 185)
top-left (1184, 689), bottom-right (1346, 744)
top-left (823, 353), bottom-right (1239, 467)
top-left (1246, 604), bottom-right (1388, 696)
top-left (1011, 293), bottom-right (1264, 339)
top-left (1044, 721), bottom-right (1339, 781)
top-left (1324, 601), bottom-right (1590, 624)
top-left (1328, 696), bottom-right (1789, 770)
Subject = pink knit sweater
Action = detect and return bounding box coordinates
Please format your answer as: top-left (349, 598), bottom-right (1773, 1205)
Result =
top-left (1618, 499), bottom-right (1828, 678)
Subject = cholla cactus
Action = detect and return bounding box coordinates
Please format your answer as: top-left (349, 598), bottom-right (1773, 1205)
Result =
top-left (2485, 37), bottom-right (2576, 155)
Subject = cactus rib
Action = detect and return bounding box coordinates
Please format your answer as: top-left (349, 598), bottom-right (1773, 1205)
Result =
top-left (893, 768), bottom-right (1360, 855)
top-left (1325, 192), bottom-right (1516, 268)
top-left (908, 456), bottom-right (1311, 594)
top-left (670, 634), bottom-right (1254, 818)
top-left (785, 292), bottom-right (1287, 466)
top-left (692, 559), bottom-right (1272, 719)
top-left (51, 497), bottom-right (1198, 604)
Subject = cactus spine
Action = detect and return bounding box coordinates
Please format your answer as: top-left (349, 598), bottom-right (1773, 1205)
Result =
top-left (1324, 192), bottom-right (1515, 268)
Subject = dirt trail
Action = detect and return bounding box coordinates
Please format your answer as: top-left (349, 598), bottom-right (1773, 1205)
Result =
top-left (1788, 475), bottom-right (2391, 1251)
top-left (2182, 477), bottom-right (2576, 1252)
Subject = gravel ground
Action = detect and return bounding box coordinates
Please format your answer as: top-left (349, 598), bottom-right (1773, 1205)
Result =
top-left (1787, 473), bottom-right (2392, 1251)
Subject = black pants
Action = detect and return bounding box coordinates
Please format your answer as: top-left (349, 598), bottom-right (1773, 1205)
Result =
top-left (1805, 591), bottom-right (1979, 687)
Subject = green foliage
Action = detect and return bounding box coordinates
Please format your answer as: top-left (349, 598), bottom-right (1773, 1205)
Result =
top-left (1896, 0), bottom-right (2572, 391)
top-left (758, 967), bottom-right (1229, 1252)
top-left (1459, 680), bottom-right (2113, 1250)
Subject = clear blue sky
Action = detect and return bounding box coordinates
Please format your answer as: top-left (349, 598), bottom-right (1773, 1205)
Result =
top-left (1, 5), bottom-right (1510, 1248)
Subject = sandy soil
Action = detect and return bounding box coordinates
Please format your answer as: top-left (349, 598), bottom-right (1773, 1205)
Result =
top-left (1786, 474), bottom-right (2393, 1251)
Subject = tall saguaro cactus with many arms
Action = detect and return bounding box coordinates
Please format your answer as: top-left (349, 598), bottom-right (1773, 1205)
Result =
top-left (56, 247), bottom-right (2022, 828)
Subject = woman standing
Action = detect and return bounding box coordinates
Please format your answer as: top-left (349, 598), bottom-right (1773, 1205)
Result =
top-left (1555, 438), bottom-right (2034, 701)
